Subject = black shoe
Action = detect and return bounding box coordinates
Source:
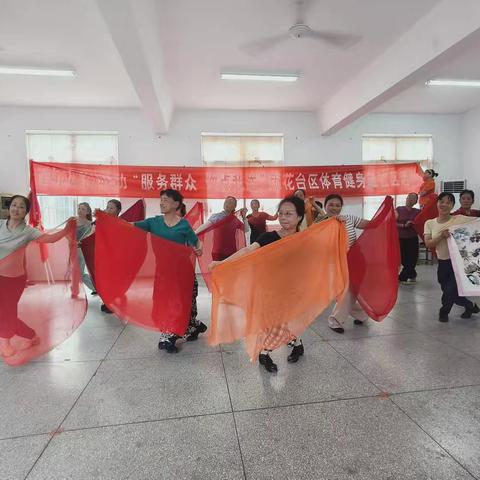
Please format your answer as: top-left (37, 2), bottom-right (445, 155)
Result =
top-left (91, 291), bottom-right (98, 296)
top-left (158, 339), bottom-right (178, 353)
top-left (100, 304), bottom-right (113, 314)
top-left (258, 353), bottom-right (277, 372)
top-left (438, 313), bottom-right (449, 323)
top-left (287, 342), bottom-right (304, 363)
top-left (461, 309), bottom-right (473, 319)
top-left (472, 304), bottom-right (480, 314)
top-left (329, 326), bottom-right (344, 334)
top-left (353, 319), bottom-right (364, 326)
top-left (186, 322), bottom-right (208, 342)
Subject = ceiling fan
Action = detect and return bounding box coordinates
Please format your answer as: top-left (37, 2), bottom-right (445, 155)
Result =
top-left (241, 0), bottom-right (361, 56)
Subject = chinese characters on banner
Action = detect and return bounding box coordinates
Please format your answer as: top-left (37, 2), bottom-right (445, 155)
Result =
top-left (30, 161), bottom-right (423, 199)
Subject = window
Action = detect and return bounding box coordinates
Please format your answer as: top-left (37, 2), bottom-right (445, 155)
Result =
top-left (362, 135), bottom-right (433, 218)
top-left (201, 133), bottom-right (284, 227)
top-left (26, 131), bottom-right (119, 228)
top-left (201, 133), bottom-right (284, 166)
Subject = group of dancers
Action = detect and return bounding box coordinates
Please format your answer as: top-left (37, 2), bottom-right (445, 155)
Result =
top-left (1, 169), bottom-right (480, 370)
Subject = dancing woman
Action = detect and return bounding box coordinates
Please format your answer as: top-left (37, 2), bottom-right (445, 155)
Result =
top-left (76, 202), bottom-right (96, 294)
top-left (210, 195), bottom-right (305, 372)
top-left (396, 193), bottom-right (420, 284)
top-left (315, 194), bottom-right (370, 334)
top-left (246, 199), bottom-right (277, 244)
top-left (418, 169), bottom-right (438, 208)
top-left (424, 192), bottom-right (478, 322)
top-left (134, 189), bottom-right (204, 353)
top-left (89, 199), bottom-right (122, 313)
top-left (453, 189), bottom-right (480, 217)
top-left (293, 189), bottom-right (324, 230)
top-left (0, 195), bottom-right (74, 357)
top-left (196, 196), bottom-right (249, 261)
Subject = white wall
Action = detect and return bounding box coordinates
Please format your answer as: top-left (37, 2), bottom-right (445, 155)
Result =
top-left (462, 105), bottom-right (480, 198)
top-left (0, 106), bottom-right (463, 217)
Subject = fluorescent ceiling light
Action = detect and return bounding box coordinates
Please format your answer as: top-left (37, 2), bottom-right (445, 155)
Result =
top-left (221, 72), bottom-right (298, 82)
top-left (0, 66), bottom-right (76, 77)
top-left (426, 79), bottom-right (480, 87)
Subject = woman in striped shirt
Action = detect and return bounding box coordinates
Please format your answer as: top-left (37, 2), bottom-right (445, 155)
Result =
top-left (315, 194), bottom-right (370, 333)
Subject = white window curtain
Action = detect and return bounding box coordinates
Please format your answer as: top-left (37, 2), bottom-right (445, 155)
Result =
top-left (26, 131), bottom-right (119, 228)
top-left (201, 134), bottom-right (284, 231)
top-left (362, 135), bottom-right (433, 219)
top-left (201, 134), bottom-right (284, 165)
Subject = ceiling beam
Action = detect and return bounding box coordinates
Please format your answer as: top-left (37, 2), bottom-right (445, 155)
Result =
top-left (96, 0), bottom-right (173, 134)
top-left (318, 0), bottom-right (480, 135)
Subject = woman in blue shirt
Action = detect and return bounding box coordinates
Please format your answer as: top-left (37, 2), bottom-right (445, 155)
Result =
top-left (134, 189), bottom-right (204, 353)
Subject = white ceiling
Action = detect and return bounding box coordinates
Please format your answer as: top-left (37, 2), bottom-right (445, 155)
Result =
top-left (155, 0), bottom-right (439, 111)
top-left (0, 0), bottom-right (140, 107)
top-left (1, 0), bottom-right (480, 132)
top-left (375, 39), bottom-right (480, 114)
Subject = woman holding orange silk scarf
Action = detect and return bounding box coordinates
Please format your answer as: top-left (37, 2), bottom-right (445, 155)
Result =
top-left (210, 196), bottom-right (306, 372)
top-left (209, 195), bottom-right (348, 372)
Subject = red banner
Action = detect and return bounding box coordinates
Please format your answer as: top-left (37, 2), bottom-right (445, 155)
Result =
top-left (30, 160), bottom-right (422, 199)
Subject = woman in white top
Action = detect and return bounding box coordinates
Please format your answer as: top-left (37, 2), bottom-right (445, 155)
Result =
top-left (315, 194), bottom-right (370, 333)
top-left (424, 192), bottom-right (477, 322)
top-left (0, 195), bottom-right (73, 357)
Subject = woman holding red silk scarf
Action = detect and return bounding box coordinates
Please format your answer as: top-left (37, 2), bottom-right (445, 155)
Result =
top-left (0, 195), bottom-right (75, 358)
top-left (315, 194), bottom-right (370, 334)
top-left (134, 189), bottom-right (205, 353)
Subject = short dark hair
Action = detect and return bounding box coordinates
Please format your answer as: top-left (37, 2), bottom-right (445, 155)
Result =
top-left (324, 194), bottom-right (344, 206)
top-left (225, 196), bottom-right (237, 202)
top-left (438, 192), bottom-right (455, 205)
top-left (294, 189), bottom-right (306, 195)
top-left (160, 189), bottom-right (184, 207)
top-left (425, 169), bottom-right (439, 178)
top-left (179, 203), bottom-right (187, 217)
top-left (9, 194), bottom-right (31, 213)
top-left (107, 199), bottom-right (122, 212)
top-left (278, 195), bottom-right (305, 231)
top-left (460, 189), bottom-right (475, 201)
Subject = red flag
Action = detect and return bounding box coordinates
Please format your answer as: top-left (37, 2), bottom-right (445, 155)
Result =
top-left (94, 213), bottom-right (196, 335)
top-left (185, 202), bottom-right (204, 230)
top-left (197, 214), bottom-right (247, 291)
top-left (413, 195), bottom-right (438, 240)
top-left (0, 220), bottom-right (86, 366)
top-left (348, 196), bottom-right (400, 321)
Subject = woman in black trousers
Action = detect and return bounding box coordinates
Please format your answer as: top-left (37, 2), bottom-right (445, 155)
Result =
top-left (424, 192), bottom-right (478, 322)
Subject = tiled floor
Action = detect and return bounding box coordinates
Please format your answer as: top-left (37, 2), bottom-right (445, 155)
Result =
top-left (2, 265), bottom-right (480, 479)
